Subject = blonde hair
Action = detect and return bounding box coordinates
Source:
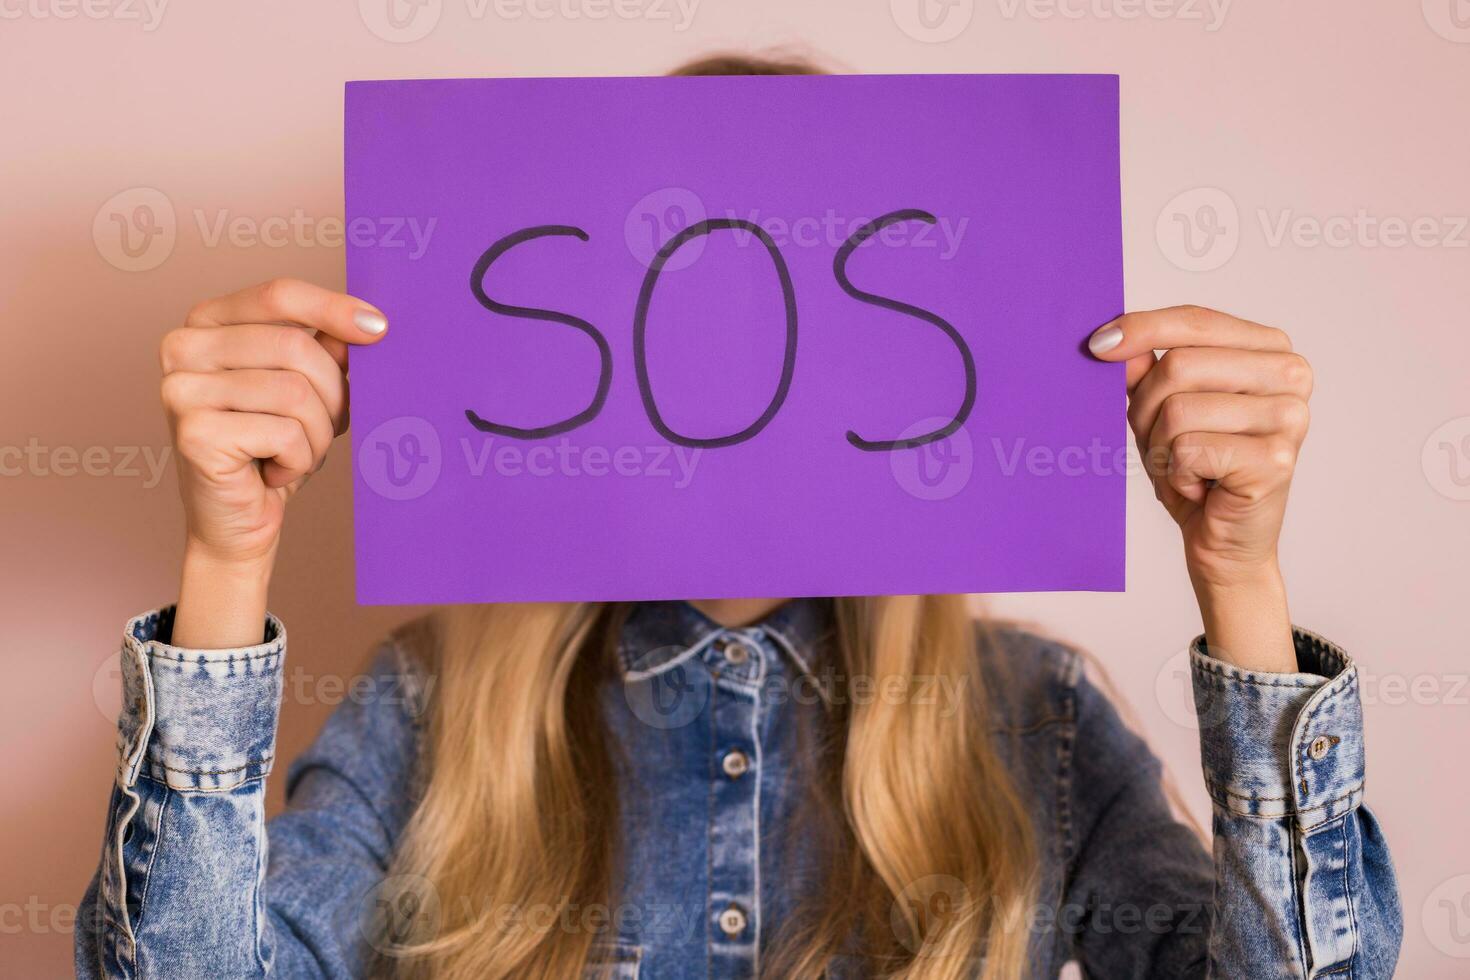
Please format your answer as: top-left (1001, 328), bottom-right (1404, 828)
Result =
top-left (376, 597), bottom-right (1037, 979)
top-left (377, 52), bottom-right (1037, 980)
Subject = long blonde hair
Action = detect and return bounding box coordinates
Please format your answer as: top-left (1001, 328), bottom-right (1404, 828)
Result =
top-left (376, 52), bottom-right (1038, 980)
top-left (376, 596), bottom-right (1037, 979)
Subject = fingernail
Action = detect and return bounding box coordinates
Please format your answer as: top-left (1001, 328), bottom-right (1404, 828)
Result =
top-left (1088, 322), bottom-right (1122, 355)
top-left (355, 309), bottom-right (388, 335)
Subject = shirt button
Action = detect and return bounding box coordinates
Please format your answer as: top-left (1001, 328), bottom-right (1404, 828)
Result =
top-left (722, 749), bottom-right (749, 779)
top-left (1308, 735), bottom-right (1335, 760)
top-left (718, 904), bottom-right (747, 938)
top-left (721, 638), bottom-right (750, 665)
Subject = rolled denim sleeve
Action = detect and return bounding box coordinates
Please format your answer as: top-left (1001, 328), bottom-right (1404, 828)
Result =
top-left (76, 607), bottom-right (422, 979)
top-left (1190, 627), bottom-right (1402, 978)
top-left (76, 606), bottom-right (286, 978)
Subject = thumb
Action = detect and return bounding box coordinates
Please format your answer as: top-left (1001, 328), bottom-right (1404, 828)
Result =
top-left (1087, 317), bottom-right (1156, 390)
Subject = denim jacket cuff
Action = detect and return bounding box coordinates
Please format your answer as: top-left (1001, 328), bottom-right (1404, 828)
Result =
top-left (1190, 626), bottom-right (1365, 831)
top-left (117, 606), bottom-right (286, 792)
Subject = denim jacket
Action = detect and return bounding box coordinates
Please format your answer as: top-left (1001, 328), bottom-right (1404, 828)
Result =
top-left (77, 599), bottom-right (1400, 978)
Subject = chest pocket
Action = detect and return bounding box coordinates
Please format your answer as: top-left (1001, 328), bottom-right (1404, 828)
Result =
top-left (585, 943), bottom-right (641, 979)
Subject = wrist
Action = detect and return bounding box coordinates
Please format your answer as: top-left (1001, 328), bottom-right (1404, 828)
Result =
top-left (1190, 561), bottom-right (1297, 673)
top-left (174, 541), bottom-right (276, 649)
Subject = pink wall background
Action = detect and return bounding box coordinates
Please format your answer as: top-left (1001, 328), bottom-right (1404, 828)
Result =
top-left (4, 1), bottom-right (1467, 975)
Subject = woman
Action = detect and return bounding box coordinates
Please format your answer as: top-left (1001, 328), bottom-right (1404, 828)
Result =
top-left (77, 55), bottom-right (1399, 980)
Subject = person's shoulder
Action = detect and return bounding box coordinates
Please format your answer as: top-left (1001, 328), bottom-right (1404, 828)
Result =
top-left (281, 615), bottom-right (439, 818)
top-left (372, 613), bottom-right (438, 721)
top-left (973, 621), bottom-right (1086, 734)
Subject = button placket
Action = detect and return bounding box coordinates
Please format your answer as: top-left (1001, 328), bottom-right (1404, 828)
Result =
top-left (705, 631), bottom-right (765, 978)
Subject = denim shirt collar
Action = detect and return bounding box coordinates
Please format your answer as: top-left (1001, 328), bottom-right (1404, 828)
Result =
top-left (616, 598), bottom-right (834, 682)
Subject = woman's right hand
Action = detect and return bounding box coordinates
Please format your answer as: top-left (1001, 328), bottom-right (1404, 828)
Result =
top-left (161, 279), bottom-right (388, 647)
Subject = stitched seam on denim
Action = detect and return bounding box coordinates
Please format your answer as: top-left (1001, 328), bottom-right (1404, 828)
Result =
top-left (1297, 673), bottom-right (1362, 801)
top-left (146, 756), bottom-right (274, 776)
top-left (763, 623), bottom-right (823, 689)
top-left (704, 694), bottom-right (715, 980)
top-left (1289, 813), bottom-right (1310, 974)
top-left (1341, 816), bottom-right (1360, 980)
top-left (623, 632), bottom-right (717, 682)
top-left (1206, 778), bottom-right (1364, 818)
top-left (750, 672), bottom-right (763, 976)
top-left (993, 715), bottom-right (1069, 736)
top-left (107, 783), bottom-right (143, 970)
top-left (145, 647), bottom-right (283, 666)
top-left (139, 770), bottom-right (271, 794)
top-left (1055, 647), bottom-right (1079, 865)
top-left (1195, 669), bottom-right (1320, 690)
top-left (1293, 626), bottom-right (1349, 677)
top-left (1192, 629), bottom-right (1352, 685)
top-left (131, 784), bottom-right (169, 979)
top-left (253, 791), bottom-right (270, 975)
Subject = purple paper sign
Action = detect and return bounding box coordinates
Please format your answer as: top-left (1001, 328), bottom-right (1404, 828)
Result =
top-left (346, 74), bottom-right (1124, 604)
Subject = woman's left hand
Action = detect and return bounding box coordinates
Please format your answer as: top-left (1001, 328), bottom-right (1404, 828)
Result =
top-left (1088, 305), bottom-right (1311, 672)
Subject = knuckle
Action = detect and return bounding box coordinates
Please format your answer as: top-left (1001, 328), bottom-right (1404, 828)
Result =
top-left (273, 324), bottom-right (312, 365)
top-left (1126, 400), bottom-right (1146, 434)
top-left (159, 328), bottom-right (190, 374)
top-left (1172, 431), bottom-right (1202, 456)
top-left (1265, 437), bottom-right (1297, 473)
top-left (158, 372), bottom-right (194, 413)
top-left (1277, 397), bottom-right (1310, 435)
top-left (1159, 394), bottom-right (1192, 436)
top-left (274, 369), bottom-right (314, 409)
top-left (1157, 348), bottom-right (1192, 384)
top-left (1282, 353), bottom-right (1314, 392)
top-left (288, 418), bottom-right (314, 457)
top-left (1176, 304), bottom-right (1213, 333)
top-left (182, 300), bottom-right (211, 329)
top-left (258, 277), bottom-right (301, 316)
top-left (173, 413), bottom-right (212, 459)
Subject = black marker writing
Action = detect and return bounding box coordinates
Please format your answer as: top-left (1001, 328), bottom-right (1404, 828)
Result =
top-left (832, 209), bottom-right (976, 452)
top-left (632, 218), bottom-right (798, 449)
top-left (464, 225), bottom-right (613, 439)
